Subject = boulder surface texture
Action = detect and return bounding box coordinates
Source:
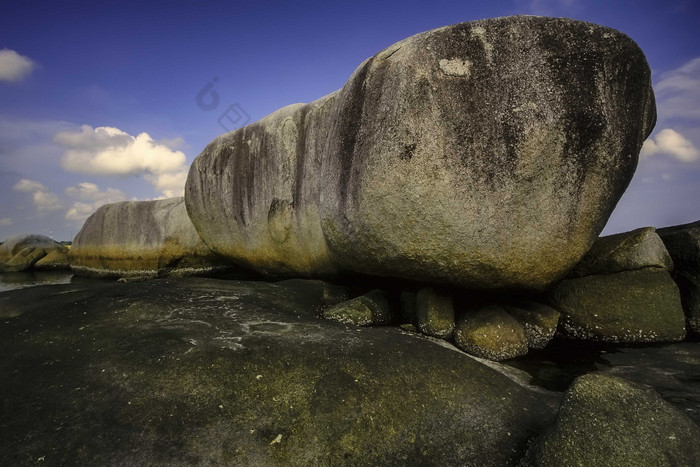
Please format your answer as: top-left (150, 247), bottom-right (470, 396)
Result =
top-left (185, 16), bottom-right (656, 290)
top-left (69, 197), bottom-right (228, 278)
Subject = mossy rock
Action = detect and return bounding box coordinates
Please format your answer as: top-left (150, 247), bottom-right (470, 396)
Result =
top-left (33, 249), bottom-right (70, 270)
top-left (454, 305), bottom-right (529, 361)
top-left (415, 287), bottom-right (455, 339)
top-left (0, 278), bottom-right (557, 465)
top-left (322, 289), bottom-right (392, 325)
top-left (504, 301), bottom-right (560, 349)
top-left (520, 374), bottom-right (700, 466)
top-left (2, 247), bottom-right (47, 272)
top-left (548, 269), bottom-right (686, 343)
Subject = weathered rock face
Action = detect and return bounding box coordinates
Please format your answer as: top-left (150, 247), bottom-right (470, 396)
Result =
top-left (0, 234), bottom-right (69, 272)
top-left (520, 374), bottom-right (700, 466)
top-left (69, 197), bottom-right (229, 278)
top-left (505, 301), bottom-right (560, 350)
top-left (658, 221), bottom-right (700, 334)
top-left (186, 16), bottom-right (655, 290)
top-left (0, 277), bottom-right (557, 465)
top-left (570, 227), bottom-right (673, 277)
top-left (548, 269), bottom-right (686, 343)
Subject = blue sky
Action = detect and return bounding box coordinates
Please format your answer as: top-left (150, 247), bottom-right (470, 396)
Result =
top-left (1, 0), bottom-right (699, 241)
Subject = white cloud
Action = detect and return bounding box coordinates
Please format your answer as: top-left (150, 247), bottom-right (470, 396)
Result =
top-left (64, 182), bottom-right (126, 223)
top-left (54, 125), bottom-right (188, 197)
top-left (655, 57), bottom-right (700, 121)
top-left (0, 49), bottom-right (37, 82)
top-left (147, 170), bottom-right (188, 198)
top-left (0, 218), bottom-right (12, 226)
top-left (12, 178), bottom-right (48, 193)
top-left (641, 128), bottom-right (699, 162)
top-left (11, 178), bottom-right (62, 212)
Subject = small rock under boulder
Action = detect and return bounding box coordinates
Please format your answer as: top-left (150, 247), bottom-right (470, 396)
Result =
top-left (322, 289), bottom-right (392, 326)
top-left (415, 287), bottom-right (455, 339)
top-left (548, 269), bottom-right (686, 343)
top-left (454, 305), bottom-right (529, 361)
top-left (69, 197), bottom-right (230, 279)
top-left (520, 374), bottom-right (700, 466)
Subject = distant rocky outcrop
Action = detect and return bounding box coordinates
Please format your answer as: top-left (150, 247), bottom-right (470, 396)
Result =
top-left (658, 221), bottom-right (700, 334)
top-left (186, 16), bottom-right (655, 291)
top-left (0, 234), bottom-right (69, 272)
top-left (69, 197), bottom-right (230, 279)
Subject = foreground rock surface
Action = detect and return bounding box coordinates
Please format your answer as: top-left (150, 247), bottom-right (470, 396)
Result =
top-left (69, 197), bottom-right (229, 278)
top-left (0, 278), bottom-right (557, 465)
top-left (186, 16), bottom-right (655, 290)
top-left (0, 234), bottom-right (69, 272)
top-left (520, 374), bottom-right (700, 466)
top-left (658, 220), bottom-right (700, 334)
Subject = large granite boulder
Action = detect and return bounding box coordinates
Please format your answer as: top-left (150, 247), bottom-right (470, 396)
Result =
top-left (548, 269), bottom-right (686, 343)
top-left (0, 233), bottom-right (69, 272)
top-left (0, 277), bottom-right (557, 465)
top-left (520, 374), bottom-right (700, 466)
top-left (186, 16), bottom-right (655, 290)
top-left (69, 197), bottom-right (229, 278)
top-left (657, 221), bottom-right (700, 334)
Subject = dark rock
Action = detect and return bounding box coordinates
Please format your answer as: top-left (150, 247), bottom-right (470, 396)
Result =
top-left (570, 227), bottom-right (672, 277)
top-left (322, 289), bottom-right (392, 325)
top-left (185, 16), bottom-right (655, 291)
top-left (548, 269), bottom-right (686, 343)
top-left (0, 278), bottom-right (557, 465)
top-left (69, 197), bottom-right (230, 279)
top-left (505, 301), bottom-right (560, 349)
top-left (416, 287), bottom-right (455, 339)
top-left (454, 305), bottom-right (529, 361)
top-left (657, 221), bottom-right (700, 334)
top-left (520, 374), bottom-right (700, 466)
top-left (399, 290), bottom-right (417, 324)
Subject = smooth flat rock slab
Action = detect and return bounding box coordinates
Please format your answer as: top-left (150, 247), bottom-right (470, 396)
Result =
top-left (0, 278), bottom-right (556, 466)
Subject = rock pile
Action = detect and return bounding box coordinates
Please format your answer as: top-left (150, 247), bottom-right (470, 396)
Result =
top-left (0, 234), bottom-right (69, 272)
